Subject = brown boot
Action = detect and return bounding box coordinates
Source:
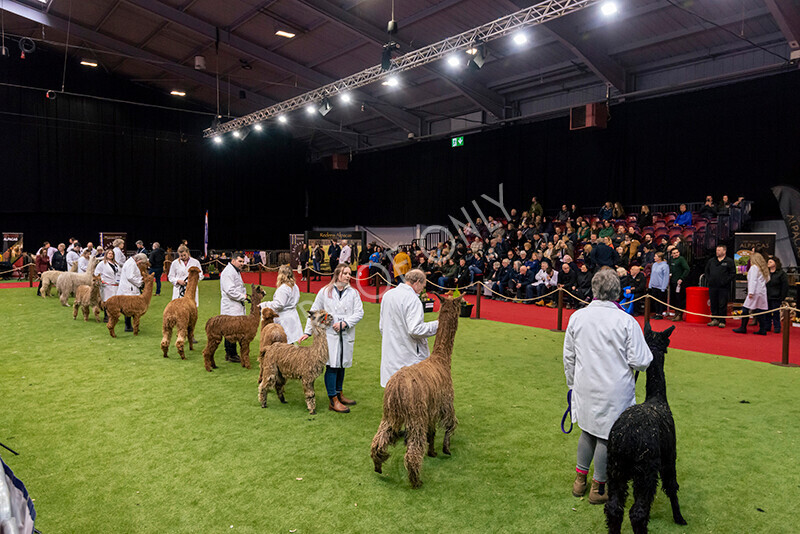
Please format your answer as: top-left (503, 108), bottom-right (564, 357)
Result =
top-left (338, 393), bottom-right (357, 406)
top-left (572, 472), bottom-right (588, 497)
top-left (328, 396), bottom-right (350, 413)
top-left (671, 312), bottom-right (682, 322)
top-left (589, 479), bottom-right (608, 504)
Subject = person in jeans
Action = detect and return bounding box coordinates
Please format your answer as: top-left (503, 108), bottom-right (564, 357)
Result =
top-left (648, 252), bottom-right (669, 319)
top-left (704, 245), bottom-right (736, 327)
top-left (765, 256), bottom-right (789, 333)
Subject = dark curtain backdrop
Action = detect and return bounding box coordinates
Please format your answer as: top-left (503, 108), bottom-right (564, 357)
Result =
top-left (2, 44), bottom-right (799, 251)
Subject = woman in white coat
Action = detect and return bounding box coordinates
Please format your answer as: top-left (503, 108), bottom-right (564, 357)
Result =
top-left (563, 268), bottom-right (652, 504)
top-left (168, 245), bottom-right (202, 306)
top-left (118, 253), bottom-right (148, 332)
top-left (94, 248), bottom-right (120, 322)
top-left (733, 248), bottom-right (770, 335)
top-left (299, 263), bottom-right (364, 413)
top-left (260, 264), bottom-right (303, 344)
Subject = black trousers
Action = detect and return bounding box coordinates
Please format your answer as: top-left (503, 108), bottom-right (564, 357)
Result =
top-left (649, 288), bottom-right (667, 315)
top-left (708, 287), bottom-right (729, 324)
top-left (670, 282), bottom-right (685, 314)
top-left (224, 339), bottom-right (238, 355)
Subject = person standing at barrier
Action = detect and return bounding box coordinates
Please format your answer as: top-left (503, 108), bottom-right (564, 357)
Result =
top-left (339, 240), bottom-right (352, 266)
top-left (220, 252), bottom-right (248, 362)
top-left (35, 246), bottom-right (50, 296)
top-left (648, 252), bottom-right (669, 319)
top-left (732, 248), bottom-right (769, 335)
top-left (563, 268), bottom-right (653, 504)
top-left (149, 242), bottom-right (166, 296)
top-left (261, 264), bottom-right (303, 344)
top-left (668, 248), bottom-right (689, 321)
top-left (379, 269), bottom-right (438, 387)
top-left (299, 263), bottom-right (364, 413)
top-left (298, 243), bottom-right (310, 282)
top-left (765, 256), bottom-right (789, 334)
top-left (312, 244), bottom-right (323, 281)
top-left (328, 240), bottom-right (341, 274)
top-left (704, 245), bottom-right (736, 328)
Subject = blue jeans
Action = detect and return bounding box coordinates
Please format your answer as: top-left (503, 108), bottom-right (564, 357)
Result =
top-left (149, 268), bottom-right (163, 295)
top-left (324, 366), bottom-right (345, 397)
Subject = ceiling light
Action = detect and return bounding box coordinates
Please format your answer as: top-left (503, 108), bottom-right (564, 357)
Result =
top-left (513, 33), bottom-right (528, 46)
top-left (466, 48), bottom-right (478, 56)
top-left (278, 116), bottom-right (287, 123)
top-left (601, 2), bottom-right (618, 16)
top-left (340, 93), bottom-right (351, 103)
top-left (253, 123), bottom-right (263, 132)
top-left (468, 46), bottom-right (486, 70)
top-left (382, 76), bottom-right (399, 87)
top-left (170, 90), bottom-right (186, 96)
top-left (232, 130), bottom-right (241, 138)
top-left (306, 104), bottom-right (317, 115)
top-left (318, 98), bottom-right (332, 116)
top-left (447, 54), bottom-right (463, 68)
top-left (80, 60), bottom-right (98, 67)
top-left (213, 136), bottom-right (223, 144)
top-left (275, 30), bottom-right (296, 38)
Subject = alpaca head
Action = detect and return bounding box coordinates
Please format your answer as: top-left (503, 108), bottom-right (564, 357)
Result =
top-left (307, 309), bottom-right (334, 329)
top-left (431, 292), bottom-right (463, 317)
top-left (91, 275), bottom-right (102, 288)
top-left (261, 307), bottom-right (279, 324)
top-left (187, 266), bottom-right (201, 278)
top-left (644, 321), bottom-right (674, 356)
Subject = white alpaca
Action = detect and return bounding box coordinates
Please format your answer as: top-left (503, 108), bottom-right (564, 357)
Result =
top-left (56, 256), bottom-right (100, 306)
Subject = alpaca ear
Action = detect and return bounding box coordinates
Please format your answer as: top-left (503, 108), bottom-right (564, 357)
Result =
top-left (664, 325), bottom-right (675, 337)
top-left (644, 320), bottom-right (652, 335)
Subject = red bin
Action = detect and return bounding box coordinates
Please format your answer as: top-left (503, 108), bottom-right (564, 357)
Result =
top-left (356, 264), bottom-right (370, 295)
top-left (684, 286), bottom-right (710, 324)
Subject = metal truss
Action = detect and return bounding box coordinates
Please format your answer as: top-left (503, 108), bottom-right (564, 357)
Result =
top-left (203, 0), bottom-right (602, 137)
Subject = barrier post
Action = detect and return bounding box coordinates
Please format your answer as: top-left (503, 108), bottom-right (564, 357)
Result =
top-left (475, 282), bottom-right (482, 319)
top-left (306, 267), bottom-right (311, 294)
top-left (376, 275), bottom-right (381, 303)
top-left (551, 289), bottom-right (564, 332)
top-left (258, 265), bottom-right (262, 286)
top-left (28, 264), bottom-right (35, 287)
top-left (644, 295), bottom-right (651, 322)
top-left (771, 307), bottom-right (797, 367)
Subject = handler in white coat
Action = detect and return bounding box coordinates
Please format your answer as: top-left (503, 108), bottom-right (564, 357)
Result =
top-left (118, 253), bottom-right (149, 332)
top-left (563, 268), bottom-right (652, 504)
top-left (260, 264), bottom-right (303, 344)
top-left (299, 264), bottom-right (364, 413)
top-left (113, 239), bottom-right (127, 266)
top-left (220, 253), bottom-right (248, 362)
top-left (168, 244), bottom-right (202, 306)
top-left (378, 269), bottom-right (438, 387)
top-left (94, 248), bottom-right (120, 322)
top-left (733, 249), bottom-right (770, 334)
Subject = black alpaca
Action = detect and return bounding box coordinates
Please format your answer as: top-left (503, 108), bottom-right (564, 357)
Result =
top-left (605, 323), bottom-right (687, 534)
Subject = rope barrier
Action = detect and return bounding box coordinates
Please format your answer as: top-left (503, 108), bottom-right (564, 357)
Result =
top-left (477, 281), bottom-right (562, 303)
top-left (645, 295), bottom-right (797, 320)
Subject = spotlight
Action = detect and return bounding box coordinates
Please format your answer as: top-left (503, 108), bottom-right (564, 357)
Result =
top-left (447, 54), bottom-right (463, 68)
top-left (601, 2), bottom-right (618, 16)
top-left (253, 123), bottom-right (263, 132)
top-left (318, 98), bottom-right (332, 116)
top-left (340, 93), bottom-right (351, 104)
top-left (213, 136), bottom-right (223, 144)
top-left (466, 48), bottom-right (478, 55)
top-left (80, 60), bottom-right (98, 67)
top-left (468, 45), bottom-right (486, 70)
top-left (381, 41), bottom-right (400, 71)
top-left (278, 116), bottom-right (287, 124)
top-left (232, 130), bottom-right (241, 138)
top-left (275, 30), bottom-right (296, 38)
top-left (382, 76), bottom-right (399, 87)
top-left (306, 104), bottom-right (317, 115)
top-left (513, 33), bottom-right (528, 45)
top-left (170, 90), bottom-right (186, 96)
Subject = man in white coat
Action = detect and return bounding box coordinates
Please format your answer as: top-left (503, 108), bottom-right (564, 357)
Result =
top-left (118, 253), bottom-right (149, 332)
top-left (339, 240), bottom-right (352, 265)
top-left (220, 252), bottom-right (248, 362)
top-left (379, 269), bottom-right (439, 387)
top-left (563, 267), bottom-right (652, 505)
top-left (66, 243), bottom-right (81, 271)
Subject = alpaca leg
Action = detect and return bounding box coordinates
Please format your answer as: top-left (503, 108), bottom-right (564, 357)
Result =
top-left (94, 305), bottom-right (101, 322)
top-left (161, 324), bottom-right (173, 358)
top-left (441, 404), bottom-right (458, 455)
top-left (371, 420), bottom-right (393, 473)
top-left (132, 315), bottom-right (141, 335)
top-left (187, 321), bottom-right (196, 351)
top-left (73, 303), bottom-right (79, 320)
top-left (203, 335), bottom-right (221, 371)
top-left (107, 313), bottom-right (118, 338)
top-left (660, 459), bottom-right (687, 525)
top-left (176, 328), bottom-right (187, 360)
top-left (240, 341), bottom-right (251, 369)
top-left (427, 427), bottom-right (437, 458)
top-left (275, 369), bottom-right (287, 403)
top-left (302, 377), bottom-right (317, 415)
top-left (60, 290), bottom-right (69, 307)
top-left (404, 426), bottom-right (427, 489)
top-left (604, 475), bottom-right (629, 534)
top-left (629, 472), bottom-right (659, 534)
top-left (82, 305), bottom-right (89, 321)
top-left (259, 371), bottom-right (278, 408)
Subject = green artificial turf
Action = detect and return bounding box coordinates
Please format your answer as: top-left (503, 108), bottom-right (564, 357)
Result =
top-left (1, 282), bottom-right (798, 533)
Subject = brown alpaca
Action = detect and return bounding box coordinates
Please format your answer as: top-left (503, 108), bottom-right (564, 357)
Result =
top-left (202, 285), bottom-right (265, 371)
top-left (104, 274), bottom-right (156, 337)
top-left (160, 266), bottom-right (201, 359)
top-left (258, 308), bottom-right (288, 356)
top-left (371, 295), bottom-right (460, 488)
top-left (40, 261), bottom-right (78, 298)
top-left (72, 275), bottom-right (103, 322)
top-left (258, 309), bottom-right (333, 415)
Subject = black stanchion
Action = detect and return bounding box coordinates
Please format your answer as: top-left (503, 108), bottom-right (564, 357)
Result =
top-left (644, 295), bottom-right (651, 323)
top-left (474, 282), bottom-right (482, 319)
top-left (550, 289), bottom-right (564, 332)
top-left (306, 269), bottom-right (311, 294)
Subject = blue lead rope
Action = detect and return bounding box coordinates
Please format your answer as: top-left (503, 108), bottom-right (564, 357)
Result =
top-left (561, 389), bottom-right (573, 434)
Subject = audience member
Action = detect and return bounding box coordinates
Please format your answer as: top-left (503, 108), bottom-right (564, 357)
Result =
top-left (668, 247), bottom-right (689, 321)
top-left (648, 252), bottom-right (669, 319)
top-left (699, 196), bottom-right (717, 218)
top-left (733, 248), bottom-right (770, 335)
top-left (765, 256), bottom-right (789, 333)
top-left (704, 245), bottom-right (736, 328)
top-left (637, 205), bottom-right (653, 227)
top-left (674, 204), bottom-right (692, 226)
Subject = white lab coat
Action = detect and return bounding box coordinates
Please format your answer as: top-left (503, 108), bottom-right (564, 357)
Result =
top-left (168, 257), bottom-right (202, 305)
top-left (118, 257), bottom-right (143, 296)
top-left (94, 261), bottom-right (120, 302)
top-left (66, 250), bottom-right (80, 271)
top-left (304, 284), bottom-right (364, 368)
top-left (563, 300), bottom-right (653, 439)
top-left (260, 284), bottom-right (303, 343)
top-left (743, 265), bottom-right (769, 310)
top-left (340, 245), bottom-right (352, 264)
top-left (77, 256), bottom-right (89, 273)
top-left (379, 283), bottom-right (439, 387)
top-left (114, 248), bottom-right (127, 266)
top-left (220, 263), bottom-right (247, 316)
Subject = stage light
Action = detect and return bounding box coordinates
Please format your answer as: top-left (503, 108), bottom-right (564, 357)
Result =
top-left (466, 47), bottom-right (478, 56)
top-left (232, 130), bottom-right (241, 138)
top-left (278, 115), bottom-right (287, 123)
top-left (253, 123), bottom-right (263, 132)
top-left (275, 30), bottom-right (295, 38)
top-left (513, 33), bottom-right (528, 46)
top-left (447, 54), bottom-right (463, 68)
top-left (80, 60), bottom-right (98, 67)
top-left (340, 93), bottom-right (351, 104)
top-left (381, 41), bottom-right (399, 71)
top-left (382, 76), bottom-right (399, 87)
top-left (318, 98), bottom-right (332, 116)
top-left (170, 90), bottom-right (186, 96)
top-left (468, 45), bottom-right (486, 70)
top-left (213, 136), bottom-right (223, 144)
top-left (601, 2), bottom-right (618, 16)
top-left (306, 104), bottom-right (316, 115)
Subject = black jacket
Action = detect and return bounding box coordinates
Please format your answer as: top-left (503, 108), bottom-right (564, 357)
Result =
top-left (51, 251), bottom-right (68, 271)
top-left (149, 248), bottom-right (166, 269)
top-left (704, 256), bottom-right (736, 289)
top-left (766, 269), bottom-right (789, 301)
top-left (590, 244), bottom-right (618, 269)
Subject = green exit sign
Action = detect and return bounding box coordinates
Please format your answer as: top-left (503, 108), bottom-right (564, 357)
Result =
top-left (451, 136), bottom-right (464, 147)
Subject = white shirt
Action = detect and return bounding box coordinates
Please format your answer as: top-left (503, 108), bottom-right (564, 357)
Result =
top-left (220, 263), bottom-right (247, 316)
top-left (77, 256), bottom-right (90, 273)
top-left (304, 284), bottom-right (364, 368)
top-left (66, 250), bottom-right (80, 271)
top-left (260, 284), bottom-right (303, 343)
top-left (118, 257), bottom-right (143, 296)
top-left (563, 300), bottom-right (652, 439)
top-left (94, 260), bottom-right (120, 302)
top-left (114, 247), bottom-right (127, 266)
top-left (379, 283), bottom-right (439, 387)
top-left (168, 257), bottom-right (202, 305)
top-left (743, 265), bottom-right (769, 310)
top-left (340, 245), bottom-right (352, 264)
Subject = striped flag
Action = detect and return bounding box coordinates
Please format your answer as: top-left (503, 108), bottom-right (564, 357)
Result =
top-left (204, 210), bottom-right (209, 257)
